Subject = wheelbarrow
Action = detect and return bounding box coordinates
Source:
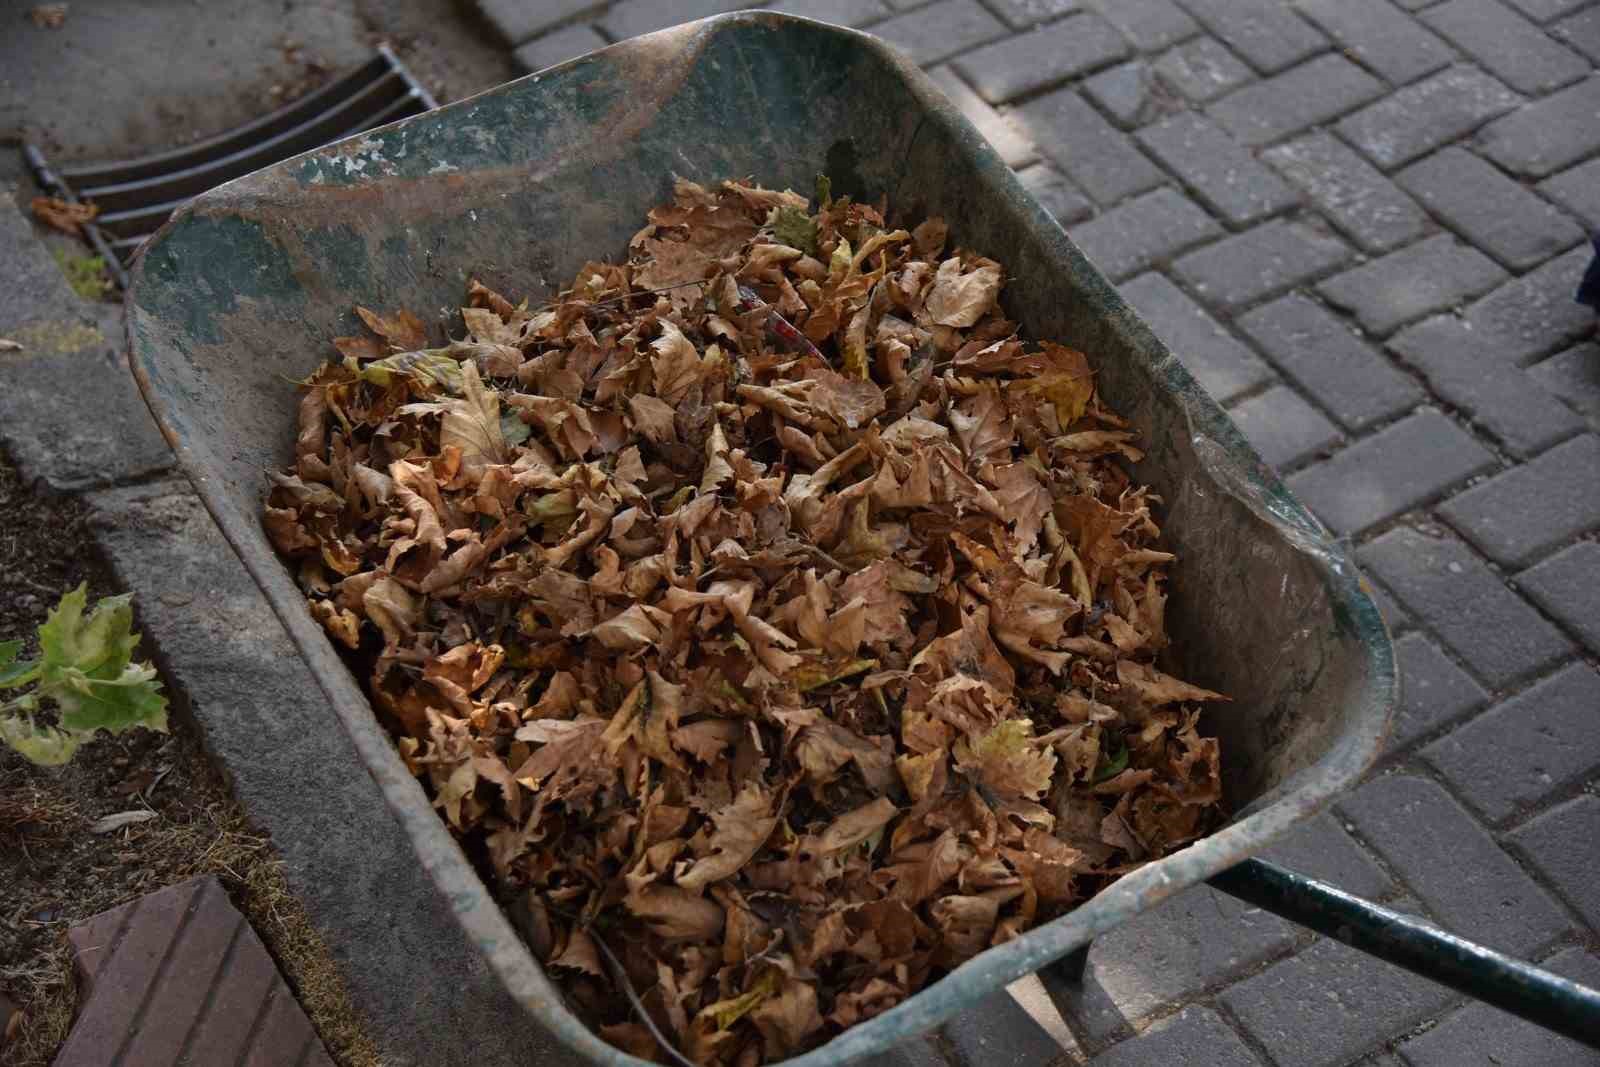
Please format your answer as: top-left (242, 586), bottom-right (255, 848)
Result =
top-left (120, 12), bottom-right (1600, 1064)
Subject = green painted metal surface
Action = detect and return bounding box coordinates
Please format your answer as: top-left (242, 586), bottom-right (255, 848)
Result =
top-left (124, 13), bottom-right (1396, 1065)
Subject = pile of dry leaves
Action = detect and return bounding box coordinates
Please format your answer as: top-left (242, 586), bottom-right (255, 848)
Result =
top-left (263, 177), bottom-right (1227, 1065)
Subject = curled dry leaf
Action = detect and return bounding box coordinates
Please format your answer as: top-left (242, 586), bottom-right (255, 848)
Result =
top-left (263, 176), bottom-right (1227, 1065)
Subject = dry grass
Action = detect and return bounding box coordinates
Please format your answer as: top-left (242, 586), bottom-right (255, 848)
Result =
top-left (0, 945), bottom-right (75, 1067)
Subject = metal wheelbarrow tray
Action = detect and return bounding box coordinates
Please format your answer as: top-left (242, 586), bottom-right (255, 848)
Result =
top-left (122, 11), bottom-right (1586, 1064)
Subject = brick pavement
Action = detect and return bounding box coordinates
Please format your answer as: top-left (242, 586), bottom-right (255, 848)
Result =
top-left (463, 1), bottom-right (1600, 1063)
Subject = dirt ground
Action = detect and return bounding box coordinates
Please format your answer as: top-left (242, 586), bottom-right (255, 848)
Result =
top-left (0, 454), bottom-right (377, 1067)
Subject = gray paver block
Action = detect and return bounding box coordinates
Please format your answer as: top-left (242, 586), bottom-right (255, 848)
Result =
top-left (1084, 61), bottom-right (1169, 127)
top-left (1399, 947), bottom-right (1600, 1065)
top-left (1286, 410), bottom-right (1494, 535)
top-left (1397, 146), bottom-right (1584, 271)
top-left (1359, 525), bottom-right (1573, 688)
top-left (1257, 811), bottom-right (1394, 899)
top-left (1480, 77), bottom-right (1600, 179)
top-left (1014, 88), bottom-right (1168, 205)
top-left (1338, 774), bottom-right (1570, 954)
top-left (1337, 65), bottom-right (1522, 170)
top-left (870, 0), bottom-right (1008, 65)
top-left (600, 0), bottom-right (746, 40)
top-left (1529, 342), bottom-right (1600, 425)
top-left (1209, 53), bottom-right (1384, 147)
top-left (860, 1035), bottom-right (954, 1067)
top-left (1292, 0), bottom-right (1455, 85)
top-left (1552, 6), bottom-right (1600, 64)
top-left (1461, 244), bottom-right (1596, 367)
top-left (1508, 796), bottom-right (1600, 933)
top-left (477, 0), bottom-right (595, 45)
top-left (1060, 886), bottom-right (1299, 1042)
top-left (1388, 631), bottom-right (1489, 751)
top-left (1017, 163), bottom-right (1095, 224)
top-left (1364, 576), bottom-right (1413, 633)
top-left (1119, 272), bottom-right (1274, 401)
top-left (768, 0), bottom-right (892, 26)
top-left (983, 0), bottom-right (1081, 30)
top-left (1070, 186), bottom-right (1223, 279)
top-left (1237, 292), bottom-right (1425, 431)
top-left (1172, 0), bottom-right (1328, 72)
top-left (1263, 131), bottom-right (1429, 255)
top-left (1227, 384), bottom-right (1341, 469)
top-left (1422, 0), bottom-right (1589, 95)
top-left (954, 12), bottom-right (1128, 102)
top-left (1517, 540), bottom-right (1600, 654)
top-left (1220, 936), bottom-right (1454, 1067)
top-left (1173, 219), bottom-right (1349, 310)
top-left (943, 989), bottom-right (1068, 1065)
top-left (1088, 1006), bottom-right (1260, 1066)
top-left (1504, 0), bottom-right (1590, 18)
top-left (1152, 35), bottom-right (1253, 101)
top-left (1538, 157), bottom-right (1600, 229)
top-left (1084, 0), bottom-right (1199, 51)
top-left (1137, 112), bottom-right (1298, 222)
top-left (1316, 233), bottom-right (1507, 336)
top-left (1438, 434), bottom-right (1600, 567)
top-left (928, 66), bottom-right (1039, 167)
top-left (1389, 314), bottom-right (1585, 459)
top-left (1422, 663), bottom-right (1600, 822)
top-left (512, 23), bottom-right (608, 72)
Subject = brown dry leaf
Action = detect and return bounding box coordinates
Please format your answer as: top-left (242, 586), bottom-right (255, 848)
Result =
top-left (30, 4), bottom-right (68, 28)
top-left (31, 196), bottom-right (96, 236)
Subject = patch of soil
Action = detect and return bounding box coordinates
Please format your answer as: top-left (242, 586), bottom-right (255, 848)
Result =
top-left (0, 455), bottom-right (377, 1067)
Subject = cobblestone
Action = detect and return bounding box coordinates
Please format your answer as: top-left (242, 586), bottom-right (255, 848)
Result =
top-left (1070, 186), bottom-right (1223, 279)
top-left (1292, 0), bottom-right (1455, 85)
top-left (1358, 526), bottom-right (1573, 688)
top-left (1228, 384), bottom-right (1341, 468)
top-left (1516, 540), bottom-right (1600, 653)
top-left (1119, 272), bottom-right (1274, 401)
top-left (1338, 773), bottom-right (1570, 954)
top-left (1173, 0), bottom-right (1328, 72)
top-left (1461, 245), bottom-right (1597, 366)
top-left (1152, 35), bottom-right (1253, 101)
top-left (769, 0), bottom-right (891, 26)
top-left (1084, 0), bottom-right (1199, 52)
top-left (1286, 411), bottom-right (1494, 535)
top-left (1388, 314), bottom-right (1585, 458)
top-left (1017, 163), bottom-right (1095, 224)
top-left (1529, 342), bottom-right (1600, 424)
top-left (1088, 1006), bottom-right (1260, 1066)
top-left (1438, 434), bottom-right (1600, 567)
top-left (1551, 6), bottom-right (1600, 64)
top-left (1238, 292), bottom-right (1425, 431)
top-left (1480, 76), bottom-right (1600, 178)
top-left (982, 0), bottom-right (1080, 31)
top-left (1209, 54), bottom-right (1384, 147)
top-left (953, 12), bottom-right (1129, 102)
top-left (1364, 578), bottom-right (1412, 632)
top-left (1508, 795), bottom-right (1600, 932)
top-left (478, 0), bottom-right (595, 44)
top-left (1262, 131), bottom-right (1429, 254)
top-left (1316, 233), bottom-right (1507, 336)
top-left (600, 0), bottom-right (745, 40)
top-left (1013, 88), bottom-right (1168, 204)
top-left (1139, 113), bottom-right (1297, 222)
top-left (1336, 65), bottom-right (1521, 169)
top-left (1258, 811), bottom-right (1394, 899)
top-left (1421, 663), bottom-right (1600, 822)
top-left (1504, 0), bottom-right (1590, 20)
top-left (871, 0), bottom-right (1008, 65)
top-left (1397, 146), bottom-right (1584, 270)
top-left (943, 990), bottom-right (1067, 1065)
top-left (1422, 0), bottom-right (1589, 94)
top-left (928, 66), bottom-right (1039, 167)
top-left (1388, 631), bottom-right (1489, 750)
top-left (512, 23), bottom-right (607, 72)
top-left (1172, 219), bottom-right (1349, 308)
top-left (1084, 61), bottom-right (1168, 126)
top-left (1538, 157), bottom-right (1600, 228)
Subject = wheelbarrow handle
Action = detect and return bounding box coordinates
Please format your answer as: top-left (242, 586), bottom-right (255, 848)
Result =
top-left (1209, 857), bottom-right (1600, 1050)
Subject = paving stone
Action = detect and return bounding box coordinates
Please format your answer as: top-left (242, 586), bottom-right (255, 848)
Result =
top-left (56, 876), bottom-right (334, 1067)
top-left (1316, 233), bottom-right (1507, 336)
top-left (1286, 411), bottom-right (1494, 535)
top-left (1508, 795), bottom-right (1600, 932)
top-left (1480, 77), bottom-right (1600, 180)
top-left (1172, 0), bottom-right (1328, 73)
top-left (600, 0), bottom-right (747, 40)
top-left (1422, 663), bottom-right (1600, 822)
top-left (1088, 1006), bottom-right (1260, 1066)
top-left (1365, 576), bottom-right (1413, 633)
top-left (1439, 434), bottom-right (1600, 567)
top-left (1138, 112), bottom-right (1298, 222)
top-left (1238, 293), bottom-right (1425, 431)
top-left (1014, 88), bottom-right (1168, 205)
top-left (1070, 186), bottom-right (1223, 279)
top-left (1398, 147), bottom-right (1584, 271)
top-left (1084, 61), bottom-right (1169, 127)
top-left (870, 0), bottom-right (1008, 65)
top-left (1389, 315), bottom-right (1585, 459)
top-left (944, 989), bottom-right (1069, 1065)
top-left (1358, 526), bottom-right (1573, 688)
top-left (1338, 773), bottom-right (1570, 954)
top-left (1529, 342), bottom-right (1600, 425)
top-left (1006, 975), bottom-right (1081, 1052)
top-left (1423, 0), bottom-right (1590, 95)
top-left (1210, 54), bottom-right (1384, 147)
top-left (1538, 158), bottom-right (1600, 230)
top-left (1227, 384), bottom-right (1341, 469)
top-left (1172, 219), bottom-right (1350, 310)
top-left (1389, 631), bottom-right (1489, 750)
top-left (1551, 6), bottom-right (1600, 64)
top-left (983, 0), bottom-right (1080, 30)
top-left (769, 0), bottom-right (892, 26)
top-left (1400, 947), bottom-right (1600, 1066)
top-left (1337, 65), bottom-right (1521, 170)
top-left (476, 0), bottom-right (596, 45)
top-left (1503, 0), bottom-right (1590, 18)
top-left (859, 1035), bottom-right (952, 1067)
top-left (1263, 131), bottom-right (1429, 255)
top-left (1518, 540), bottom-right (1600, 653)
top-left (1461, 244), bottom-right (1597, 366)
top-left (512, 23), bottom-right (608, 72)
top-left (1257, 811), bottom-right (1394, 899)
top-left (1119, 272), bottom-right (1275, 401)
top-left (1083, 0), bottom-right (1199, 52)
top-left (1017, 163), bottom-right (1095, 225)
top-left (1221, 937), bottom-right (1454, 1067)
top-left (1153, 35), bottom-right (1253, 102)
top-left (928, 66), bottom-right (1039, 167)
top-left (1292, 0), bottom-right (1455, 85)
top-left (1060, 886), bottom-right (1299, 1042)
top-left (953, 12), bottom-right (1129, 102)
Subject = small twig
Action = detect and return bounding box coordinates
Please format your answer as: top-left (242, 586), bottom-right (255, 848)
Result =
top-left (589, 925), bottom-right (699, 1067)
